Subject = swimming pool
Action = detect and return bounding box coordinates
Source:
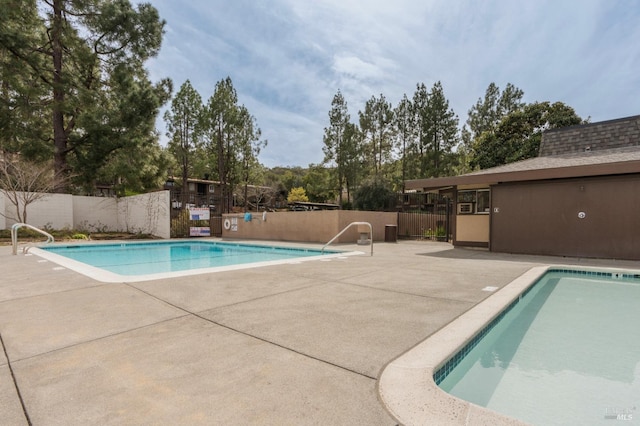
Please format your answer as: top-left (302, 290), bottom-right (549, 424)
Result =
top-left (32, 240), bottom-right (355, 283)
top-left (379, 266), bottom-right (640, 425)
top-left (436, 268), bottom-right (640, 425)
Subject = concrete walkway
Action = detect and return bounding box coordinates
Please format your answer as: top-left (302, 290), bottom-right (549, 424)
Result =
top-left (1, 240), bottom-right (636, 425)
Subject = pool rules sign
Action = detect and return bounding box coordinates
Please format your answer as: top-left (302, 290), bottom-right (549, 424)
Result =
top-left (188, 208), bottom-right (211, 237)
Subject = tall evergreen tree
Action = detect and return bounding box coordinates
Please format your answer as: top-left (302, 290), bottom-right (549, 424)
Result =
top-left (0, 0), bottom-right (170, 192)
top-left (466, 82), bottom-right (524, 139)
top-left (393, 94), bottom-right (415, 191)
top-left (359, 94), bottom-right (394, 179)
top-left (94, 142), bottom-right (176, 196)
top-left (322, 90), bottom-right (350, 206)
top-left (459, 82), bottom-right (524, 172)
top-left (201, 77), bottom-right (239, 212)
top-left (164, 80), bottom-right (203, 208)
top-left (236, 105), bottom-right (266, 212)
top-left (0, 0), bottom-right (50, 160)
top-left (341, 122), bottom-right (363, 205)
top-left (412, 83), bottom-right (429, 177)
top-left (423, 81), bottom-right (459, 177)
top-left (411, 82), bottom-right (459, 177)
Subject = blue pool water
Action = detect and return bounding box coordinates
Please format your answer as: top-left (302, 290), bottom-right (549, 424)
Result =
top-left (436, 269), bottom-right (640, 425)
top-left (42, 241), bottom-right (339, 277)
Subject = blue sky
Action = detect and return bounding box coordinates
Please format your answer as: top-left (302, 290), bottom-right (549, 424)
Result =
top-left (144, 0), bottom-right (640, 168)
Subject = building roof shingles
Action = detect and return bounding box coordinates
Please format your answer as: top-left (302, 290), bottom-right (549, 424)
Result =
top-left (405, 115), bottom-right (640, 190)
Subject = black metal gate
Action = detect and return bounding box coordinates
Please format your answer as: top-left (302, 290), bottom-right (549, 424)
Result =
top-left (170, 208), bottom-right (222, 238)
top-left (397, 193), bottom-right (452, 241)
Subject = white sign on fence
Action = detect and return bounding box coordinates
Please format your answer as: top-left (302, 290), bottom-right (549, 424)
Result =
top-left (188, 207), bottom-right (210, 221)
top-left (189, 227), bottom-right (211, 237)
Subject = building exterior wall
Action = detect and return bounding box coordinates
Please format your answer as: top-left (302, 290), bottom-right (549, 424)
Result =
top-left (455, 215), bottom-right (490, 243)
top-left (490, 175), bottom-right (640, 260)
top-left (221, 210), bottom-right (397, 243)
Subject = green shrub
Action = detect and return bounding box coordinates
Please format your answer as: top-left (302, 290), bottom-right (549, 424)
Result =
top-left (353, 179), bottom-right (395, 211)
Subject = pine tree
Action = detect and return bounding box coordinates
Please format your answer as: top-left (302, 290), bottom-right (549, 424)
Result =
top-left (412, 82), bottom-right (459, 177)
top-left (423, 81), bottom-right (459, 177)
top-left (201, 77), bottom-right (239, 212)
top-left (164, 80), bottom-right (203, 208)
top-left (412, 83), bottom-right (429, 177)
top-left (460, 82), bottom-right (524, 172)
top-left (359, 94), bottom-right (394, 179)
top-left (0, 0), bottom-right (170, 192)
top-left (322, 90), bottom-right (350, 206)
top-left (393, 94), bottom-right (415, 189)
top-left (236, 105), bottom-right (266, 212)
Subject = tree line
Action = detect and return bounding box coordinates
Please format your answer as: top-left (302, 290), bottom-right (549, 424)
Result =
top-left (319, 81), bottom-right (584, 209)
top-left (0, 0), bottom-right (586, 214)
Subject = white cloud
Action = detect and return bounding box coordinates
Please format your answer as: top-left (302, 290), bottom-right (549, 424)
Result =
top-left (332, 55), bottom-right (385, 81)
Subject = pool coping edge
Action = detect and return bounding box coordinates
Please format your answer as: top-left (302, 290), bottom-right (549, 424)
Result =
top-left (378, 263), bottom-right (640, 425)
top-left (29, 240), bottom-right (363, 283)
top-left (377, 265), bottom-right (548, 426)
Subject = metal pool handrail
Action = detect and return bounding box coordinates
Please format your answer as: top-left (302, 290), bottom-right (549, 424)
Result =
top-left (322, 221), bottom-right (373, 256)
top-left (11, 223), bottom-right (55, 255)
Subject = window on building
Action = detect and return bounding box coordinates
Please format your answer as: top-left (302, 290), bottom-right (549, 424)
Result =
top-left (477, 189), bottom-right (490, 214)
top-left (457, 189), bottom-right (490, 214)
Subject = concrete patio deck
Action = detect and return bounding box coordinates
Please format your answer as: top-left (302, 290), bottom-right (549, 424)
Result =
top-left (1, 240), bottom-right (636, 425)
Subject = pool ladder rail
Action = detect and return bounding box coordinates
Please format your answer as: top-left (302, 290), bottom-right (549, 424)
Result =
top-left (322, 221), bottom-right (373, 256)
top-left (11, 223), bottom-right (55, 255)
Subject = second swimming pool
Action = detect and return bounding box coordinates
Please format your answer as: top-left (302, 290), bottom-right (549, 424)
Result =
top-left (34, 240), bottom-right (353, 282)
top-left (436, 269), bottom-right (640, 425)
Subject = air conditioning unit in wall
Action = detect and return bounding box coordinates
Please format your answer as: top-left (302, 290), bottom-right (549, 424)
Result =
top-left (457, 202), bottom-right (474, 214)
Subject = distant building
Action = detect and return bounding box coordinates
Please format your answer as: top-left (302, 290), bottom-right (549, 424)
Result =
top-left (164, 177), bottom-right (224, 215)
top-left (164, 177), bottom-right (281, 216)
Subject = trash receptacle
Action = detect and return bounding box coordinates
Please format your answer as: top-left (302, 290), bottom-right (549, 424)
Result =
top-left (385, 224), bottom-right (397, 243)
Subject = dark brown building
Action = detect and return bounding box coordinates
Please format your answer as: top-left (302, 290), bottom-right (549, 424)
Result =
top-left (406, 115), bottom-right (640, 260)
top-left (164, 177), bottom-right (224, 216)
top-left (164, 177), bottom-right (280, 216)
